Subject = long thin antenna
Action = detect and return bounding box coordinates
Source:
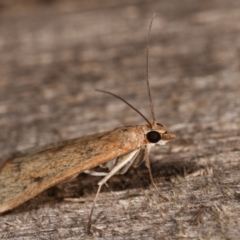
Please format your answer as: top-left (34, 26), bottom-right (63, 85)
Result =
top-left (146, 13), bottom-right (156, 124)
top-left (96, 89), bottom-right (151, 126)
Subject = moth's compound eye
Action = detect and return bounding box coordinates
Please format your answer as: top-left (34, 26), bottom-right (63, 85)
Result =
top-left (146, 131), bottom-right (161, 143)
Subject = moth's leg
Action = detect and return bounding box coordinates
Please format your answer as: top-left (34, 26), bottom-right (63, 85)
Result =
top-left (84, 158), bottom-right (118, 177)
top-left (87, 181), bottom-right (103, 234)
top-left (84, 170), bottom-right (107, 176)
top-left (87, 148), bottom-right (140, 233)
top-left (144, 145), bottom-right (168, 201)
top-left (132, 147), bottom-right (145, 168)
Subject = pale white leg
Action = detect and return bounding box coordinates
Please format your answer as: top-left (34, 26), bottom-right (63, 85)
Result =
top-left (87, 148), bottom-right (140, 233)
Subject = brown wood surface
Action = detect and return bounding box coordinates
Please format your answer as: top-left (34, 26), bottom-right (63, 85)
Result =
top-left (0, 0), bottom-right (240, 239)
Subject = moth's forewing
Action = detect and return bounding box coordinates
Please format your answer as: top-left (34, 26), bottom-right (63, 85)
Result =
top-left (0, 125), bottom-right (146, 213)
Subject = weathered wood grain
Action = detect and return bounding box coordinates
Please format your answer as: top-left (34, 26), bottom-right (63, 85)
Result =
top-left (0, 0), bottom-right (240, 239)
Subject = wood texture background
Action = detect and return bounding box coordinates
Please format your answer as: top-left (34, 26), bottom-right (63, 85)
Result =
top-left (0, 0), bottom-right (240, 239)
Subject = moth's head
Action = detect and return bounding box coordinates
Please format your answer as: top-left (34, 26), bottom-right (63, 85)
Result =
top-left (145, 122), bottom-right (175, 145)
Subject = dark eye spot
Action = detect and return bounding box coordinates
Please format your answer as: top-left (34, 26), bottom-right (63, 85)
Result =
top-left (146, 131), bottom-right (161, 143)
top-left (157, 123), bottom-right (163, 127)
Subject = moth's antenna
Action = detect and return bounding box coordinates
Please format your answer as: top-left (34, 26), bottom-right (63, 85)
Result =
top-left (96, 89), bottom-right (152, 126)
top-left (146, 13), bottom-right (156, 124)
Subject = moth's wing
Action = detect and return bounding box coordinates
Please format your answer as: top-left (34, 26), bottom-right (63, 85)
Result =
top-left (0, 126), bottom-right (145, 213)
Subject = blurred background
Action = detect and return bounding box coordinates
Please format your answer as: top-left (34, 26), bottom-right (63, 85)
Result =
top-left (0, 0), bottom-right (240, 154)
top-left (0, 0), bottom-right (240, 238)
top-left (0, 0), bottom-right (239, 153)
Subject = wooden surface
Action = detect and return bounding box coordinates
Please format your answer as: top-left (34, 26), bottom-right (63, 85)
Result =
top-left (0, 0), bottom-right (240, 239)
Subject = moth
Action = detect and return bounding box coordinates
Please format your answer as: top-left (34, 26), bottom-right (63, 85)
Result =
top-left (0, 15), bottom-right (175, 232)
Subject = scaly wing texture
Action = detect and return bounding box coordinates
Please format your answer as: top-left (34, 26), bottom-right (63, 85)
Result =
top-left (0, 125), bottom-right (146, 213)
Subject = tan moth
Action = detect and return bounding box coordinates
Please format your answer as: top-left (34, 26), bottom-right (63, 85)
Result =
top-left (0, 15), bottom-right (175, 232)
